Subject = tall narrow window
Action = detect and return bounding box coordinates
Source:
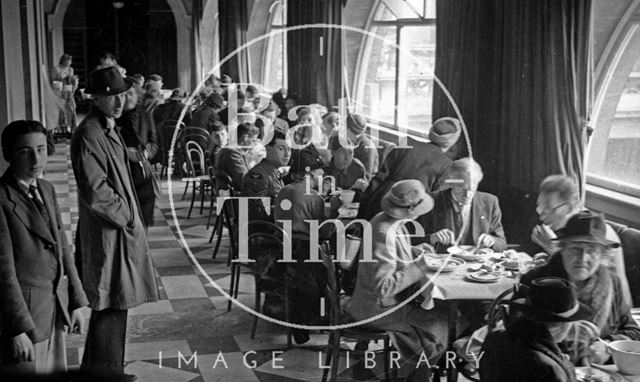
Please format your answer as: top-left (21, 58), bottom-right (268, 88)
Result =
top-left (587, 24), bottom-right (640, 196)
top-left (355, 0), bottom-right (436, 131)
top-left (263, 0), bottom-right (287, 91)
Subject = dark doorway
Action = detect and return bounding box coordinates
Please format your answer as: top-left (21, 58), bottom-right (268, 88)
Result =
top-left (63, 0), bottom-right (178, 89)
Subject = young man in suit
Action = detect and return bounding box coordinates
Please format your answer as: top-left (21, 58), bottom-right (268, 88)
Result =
top-left (0, 120), bottom-right (88, 374)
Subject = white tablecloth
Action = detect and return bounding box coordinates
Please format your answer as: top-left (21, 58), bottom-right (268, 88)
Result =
top-left (420, 252), bottom-right (532, 309)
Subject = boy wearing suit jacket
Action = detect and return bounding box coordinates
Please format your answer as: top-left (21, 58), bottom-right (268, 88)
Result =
top-left (0, 120), bottom-right (88, 374)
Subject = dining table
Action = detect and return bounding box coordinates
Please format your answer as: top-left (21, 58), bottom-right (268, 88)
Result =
top-left (421, 251), bottom-right (533, 382)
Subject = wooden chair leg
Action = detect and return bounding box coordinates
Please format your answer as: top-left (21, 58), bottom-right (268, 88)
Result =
top-left (284, 285), bottom-right (292, 348)
top-left (227, 262), bottom-right (236, 312)
top-left (181, 180), bottom-right (190, 200)
top-left (251, 278), bottom-right (261, 339)
top-left (329, 331), bottom-right (341, 382)
top-left (322, 332), bottom-right (335, 382)
top-left (383, 337), bottom-right (391, 382)
top-left (209, 214), bottom-right (221, 244)
top-left (206, 196), bottom-right (216, 229)
top-left (213, 215), bottom-right (225, 258)
top-left (233, 265), bottom-right (241, 300)
top-left (199, 183), bottom-right (206, 214)
top-left (187, 182), bottom-right (197, 219)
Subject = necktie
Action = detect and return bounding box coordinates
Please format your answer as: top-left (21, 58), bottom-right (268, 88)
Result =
top-left (29, 185), bottom-right (53, 233)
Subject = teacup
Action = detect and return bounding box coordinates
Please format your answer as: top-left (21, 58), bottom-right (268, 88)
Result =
top-left (608, 340), bottom-right (640, 375)
top-left (337, 189), bottom-right (356, 204)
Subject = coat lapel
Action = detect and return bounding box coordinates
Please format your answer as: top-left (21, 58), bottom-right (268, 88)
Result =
top-left (2, 174), bottom-right (55, 244)
top-left (38, 181), bottom-right (60, 243)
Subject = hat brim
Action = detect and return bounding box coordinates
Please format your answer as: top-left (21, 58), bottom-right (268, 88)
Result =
top-left (84, 77), bottom-right (134, 96)
top-left (381, 192), bottom-right (434, 219)
top-left (551, 235), bottom-right (619, 248)
top-left (509, 300), bottom-right (594, 322)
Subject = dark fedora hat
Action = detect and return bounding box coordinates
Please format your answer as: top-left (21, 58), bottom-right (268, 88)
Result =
top-left (551, 210), bottom-right (619, 248)
top-left (511, 277), bottom-right (593, 322)
top-left (85, 66), bottom-right (133, 96)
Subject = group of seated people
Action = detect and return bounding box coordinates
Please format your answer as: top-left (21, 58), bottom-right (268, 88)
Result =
top-left (163, 77), bottom-right (638, 381)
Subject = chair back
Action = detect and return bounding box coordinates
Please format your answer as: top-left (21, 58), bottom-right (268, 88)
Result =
top-left (215, 169), bottom-right (236, 195)
top-left (486, 286), bottom-right (517, 330)
top-left (244, 221), bottom-right (290, 280)
top-left (320, 240), bottom-right (341, 327)
top-left (181, 139), bottom-right (207, 177)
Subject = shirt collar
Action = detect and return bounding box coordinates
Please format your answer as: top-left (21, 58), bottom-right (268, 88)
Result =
top-left (14, 175), bottom-right (37, 195)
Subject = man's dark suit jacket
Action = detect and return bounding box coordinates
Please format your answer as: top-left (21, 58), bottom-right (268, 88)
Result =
top-left (0, 171), bottom-right (87, 344)
top-left (417, 189), bottom-right (508, 253)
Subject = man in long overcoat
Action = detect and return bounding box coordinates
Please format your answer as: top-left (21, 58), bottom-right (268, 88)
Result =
top-left (70, 67), bottom-right (158, 381)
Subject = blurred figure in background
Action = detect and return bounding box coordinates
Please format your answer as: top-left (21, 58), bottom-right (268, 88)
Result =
top-left (50, 53), bottom-right (78, 134)
top-left (117, 84), bottom-right (159, 229)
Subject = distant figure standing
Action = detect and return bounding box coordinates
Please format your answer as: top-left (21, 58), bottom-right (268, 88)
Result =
top-left (50, 53), bottom-right (78, 134)
top-left (71, 67), bottom-right (158, 381)
top-left (95, 51), bottom-right (126, 77)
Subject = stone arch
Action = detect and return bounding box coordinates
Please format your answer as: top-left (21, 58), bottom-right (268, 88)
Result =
top-left (47, 0), bottom-right (191, 89)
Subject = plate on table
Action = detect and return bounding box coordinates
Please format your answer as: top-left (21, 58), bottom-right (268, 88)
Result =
top-left (465, 270), bottom-right (501, 283)
top-left (424, 257), bottom-right (465, 272)
top-left (337, 208), bottom-right (358, 219)
top-left (341, 202), bottom-right (360, 210)
top-left (448, 246), bottom-right (492, 261)
top-left (575, 367), bottom-right (614, 382)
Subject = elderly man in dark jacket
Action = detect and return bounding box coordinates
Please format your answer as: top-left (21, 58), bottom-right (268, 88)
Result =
top-left (71, 67), bottom-right (158, 381)
top-left (0, 120), bottom-right (88, 374)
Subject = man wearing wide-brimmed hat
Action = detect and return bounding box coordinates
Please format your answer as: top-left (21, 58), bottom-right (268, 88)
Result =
top-left (70, 66), bottom-right (158, 381)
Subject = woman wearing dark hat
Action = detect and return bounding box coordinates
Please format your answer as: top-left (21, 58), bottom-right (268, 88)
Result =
top-left (520, 211), bottom-right (640, 365)
top-left (349, 180), bottom-right (447, 381)
top-left (480, 277), bottom-right (593, 382)
top-left (272, 149), bottom-right (330, 344)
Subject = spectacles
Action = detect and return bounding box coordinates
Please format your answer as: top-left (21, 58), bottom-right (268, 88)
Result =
top-left (536, 202), bottom-right (569, 215)
top-left (562, 243), bottom-right (603, 257)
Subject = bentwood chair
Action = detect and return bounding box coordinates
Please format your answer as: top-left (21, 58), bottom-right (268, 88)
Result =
top-left (210, 171), bottom-right (236, 263)
top-left (178, 127), bottom-right (212, 218)
top-left (227, 220), bottom-right (292, 346)
top-left (319, 240), bottom-right (396, 382)
top-left (158, 119), bottom-right (185, 178)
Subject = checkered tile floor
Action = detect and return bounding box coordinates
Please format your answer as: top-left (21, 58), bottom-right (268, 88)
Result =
top-left (50, 140), bottom-right (466, 382)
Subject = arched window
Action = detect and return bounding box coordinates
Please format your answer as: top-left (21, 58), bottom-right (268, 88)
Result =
top-left (587, 23), bottom-right (640, 196)
top-left (354, 0), bottom-right (436, 131)
top-left (263, 0), bottom-right (287, 91)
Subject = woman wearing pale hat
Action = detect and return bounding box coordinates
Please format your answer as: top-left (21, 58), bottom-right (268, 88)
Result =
top-left (429, 117), bottom-right (462, 160)
top-left (480, 277), bottom-right (593, 382)
top-left (349, 179), bottom-right (447, 381)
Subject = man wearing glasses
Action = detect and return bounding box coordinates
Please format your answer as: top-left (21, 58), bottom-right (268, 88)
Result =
top-left (530, 174), bottom-right (631, 305)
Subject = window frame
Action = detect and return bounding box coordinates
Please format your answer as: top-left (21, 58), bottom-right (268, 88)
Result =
top-left (353, 0), bottom-right (436, 136)
top-left (586, 19), bottom-right (640, 199)
top-left (262, 0), bottom-right (287, 92)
